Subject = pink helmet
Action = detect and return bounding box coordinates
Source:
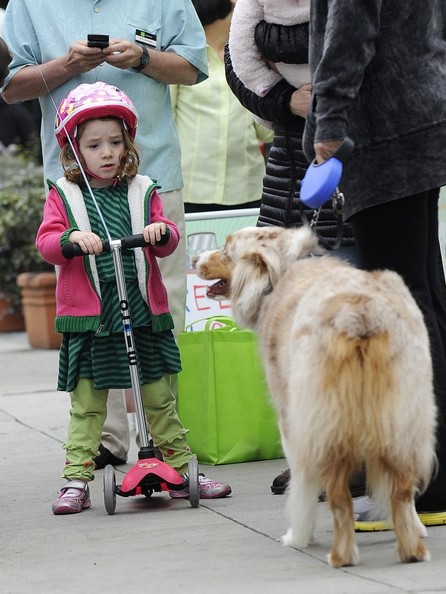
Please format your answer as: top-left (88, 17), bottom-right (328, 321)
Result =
top-left (54, 82), bottom-right (138, 148)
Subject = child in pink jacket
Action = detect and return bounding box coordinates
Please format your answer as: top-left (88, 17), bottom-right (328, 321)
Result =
top-left (37, 82), bottom-right (231, 514)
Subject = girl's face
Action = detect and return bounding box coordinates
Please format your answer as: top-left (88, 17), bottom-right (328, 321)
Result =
top-left (77, 118), bottom-right (124, 187)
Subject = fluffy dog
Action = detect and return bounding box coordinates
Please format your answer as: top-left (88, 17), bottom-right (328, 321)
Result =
top-left (193, 225), bottom-right (437, 567)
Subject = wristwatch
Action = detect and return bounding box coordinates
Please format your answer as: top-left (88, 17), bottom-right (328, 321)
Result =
top-left (132, 45), bottom-right (150, 72)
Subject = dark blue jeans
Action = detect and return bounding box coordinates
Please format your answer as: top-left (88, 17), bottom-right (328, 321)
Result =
top-left (350, 188), bottom-right (446, 512)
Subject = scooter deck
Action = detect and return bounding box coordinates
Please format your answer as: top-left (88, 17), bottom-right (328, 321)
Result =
top-left (120, 457), bottom-right (183, 494)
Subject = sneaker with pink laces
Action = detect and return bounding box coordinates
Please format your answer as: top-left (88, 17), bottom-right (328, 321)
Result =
top-left (52, 480), bottom-right (91, 515)
top-left (170, 473), bottom-right (232, 499)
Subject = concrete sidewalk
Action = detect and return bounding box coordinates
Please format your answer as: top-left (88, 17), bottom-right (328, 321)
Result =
top-left (1, 332), bottom-right (446, 594)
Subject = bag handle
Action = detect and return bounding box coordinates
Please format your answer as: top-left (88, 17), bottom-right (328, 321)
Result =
top-left (185, 316), bottom-right (239, 332)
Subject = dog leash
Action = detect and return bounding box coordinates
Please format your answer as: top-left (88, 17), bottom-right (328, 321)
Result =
top-left (296, 188), bottom-right (345, 252)
top-left (310, 189), bottom-right (345, 251)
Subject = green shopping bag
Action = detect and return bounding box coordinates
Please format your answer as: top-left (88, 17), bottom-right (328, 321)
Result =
top-left (177, 316), bottom-right (284, 465)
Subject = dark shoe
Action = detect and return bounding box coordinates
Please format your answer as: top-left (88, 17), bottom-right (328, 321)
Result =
top-left (271, 467), bottom-right (366, 497)
top-left (93, 444), bottom-right (126, 470)
top-left (271, 469), bottom-right (290, 494)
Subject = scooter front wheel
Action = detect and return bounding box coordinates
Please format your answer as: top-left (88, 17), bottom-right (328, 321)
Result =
top-left (188, 456), bottom-right (199, 508)
top-left (103, 464), bottom-right (117, 515)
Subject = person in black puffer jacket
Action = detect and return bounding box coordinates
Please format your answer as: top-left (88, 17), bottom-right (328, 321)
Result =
top-left (226, 9), bottom-right (360, 497)
top-left (225, 19), bottom-right (356, 253)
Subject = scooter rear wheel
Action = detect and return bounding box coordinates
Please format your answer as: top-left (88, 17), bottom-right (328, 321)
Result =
top-left (104, 464), bottom-right (117, 515)
top-left (188, 456), bottom-right (199, 508)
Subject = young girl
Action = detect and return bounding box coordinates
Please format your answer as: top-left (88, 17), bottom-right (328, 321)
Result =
top-left (36, 82), bottom-right (231, 514)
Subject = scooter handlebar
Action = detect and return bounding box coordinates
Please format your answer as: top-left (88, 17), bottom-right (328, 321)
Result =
top-left (62, 233), bottom-right (151, 259)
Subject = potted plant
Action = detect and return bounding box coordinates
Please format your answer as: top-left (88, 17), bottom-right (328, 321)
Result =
top-left (0, 149), bottom-right (60, 347)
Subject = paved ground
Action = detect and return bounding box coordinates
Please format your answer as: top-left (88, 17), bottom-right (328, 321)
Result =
top-left (1, 332), bottom-right (446, 594)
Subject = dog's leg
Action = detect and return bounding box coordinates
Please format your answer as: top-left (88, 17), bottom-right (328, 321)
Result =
top-left (325, 465), bottom-right (359, 567)
top-left (281, 470), bottom-right (320, 548)
top-left (414, 505), bottom-right (428, 538)
top-left (391, 474), bottom-right (430, 563)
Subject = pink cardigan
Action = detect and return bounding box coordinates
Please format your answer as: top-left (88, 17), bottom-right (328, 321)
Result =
top-left (36, 175), bottom-right (180, 333)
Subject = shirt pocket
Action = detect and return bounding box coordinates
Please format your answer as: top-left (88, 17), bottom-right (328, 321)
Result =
top-left (127, 18), bottom-right (161, 51)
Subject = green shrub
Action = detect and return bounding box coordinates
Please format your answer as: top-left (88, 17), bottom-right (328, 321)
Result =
top-left (0, 152), bottom-right (52, 312)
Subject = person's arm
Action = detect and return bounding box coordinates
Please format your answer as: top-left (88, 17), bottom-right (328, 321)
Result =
top-left (314, 139), bottom-right (343, 163)
top-left (2, 41), bottom-right (105, 103)
top-left (228, 0), bottom-right (281, 96)
top-left (102, 2), bottom-right (207, 86)
top-left (3, 39), bottom-right (198, 104)
top-left (225, 44), bottom-right (295, 125)
top-left (36, 186), bottom-right (74, 265)
top-left (102, 40), bottom-right (199, 85)
top-left (311, 0), bottom-right (381, 144)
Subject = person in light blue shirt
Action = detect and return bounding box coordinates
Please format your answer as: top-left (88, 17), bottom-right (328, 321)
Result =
top-left (2, 0), bottom-right (207, 189)
top-left (1, 0), bottom-right (208, 468)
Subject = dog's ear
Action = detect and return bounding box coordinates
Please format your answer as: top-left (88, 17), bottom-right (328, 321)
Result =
top-left (230, 246), bottom-right (281, 329)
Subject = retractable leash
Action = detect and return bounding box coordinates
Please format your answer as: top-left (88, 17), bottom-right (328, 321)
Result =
top-left (300, 136), bottom-right (354, 209)
top-left (32, 53), bottom-right (199, 512)
top-left (300, 136), bottom-right (354, 251)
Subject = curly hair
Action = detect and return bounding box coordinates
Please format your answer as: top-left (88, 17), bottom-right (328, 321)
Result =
top-left (60, 118), bottom-right (139, 185)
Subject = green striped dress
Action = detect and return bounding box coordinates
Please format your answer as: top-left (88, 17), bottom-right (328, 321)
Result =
top-left (57, 184), bottom-right (181, 392)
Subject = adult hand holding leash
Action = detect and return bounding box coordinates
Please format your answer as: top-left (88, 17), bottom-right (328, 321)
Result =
top-left (314, 139), bottom-right (343, 163)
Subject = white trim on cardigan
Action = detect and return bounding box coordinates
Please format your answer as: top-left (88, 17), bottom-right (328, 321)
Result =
top-left (56, 175), bottom-right (156, 304)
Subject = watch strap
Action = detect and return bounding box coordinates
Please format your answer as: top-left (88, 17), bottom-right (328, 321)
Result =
top-left (132, 45), bottom-right (150, 72)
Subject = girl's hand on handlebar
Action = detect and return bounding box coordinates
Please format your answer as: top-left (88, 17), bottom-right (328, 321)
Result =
top-left (143, 222), bottom-right (167, 245)
top-left (69, 230), bottom-right (104, 255)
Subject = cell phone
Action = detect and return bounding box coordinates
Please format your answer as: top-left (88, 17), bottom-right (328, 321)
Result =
top-left (87, 34), bottom-right (109, 49)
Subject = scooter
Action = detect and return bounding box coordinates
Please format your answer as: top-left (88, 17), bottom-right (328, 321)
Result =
top-left (63, 234), bottom-right (200, 514)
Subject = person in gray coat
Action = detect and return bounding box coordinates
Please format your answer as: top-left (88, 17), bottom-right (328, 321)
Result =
top-left (303, 0), bottom-right (446, 528)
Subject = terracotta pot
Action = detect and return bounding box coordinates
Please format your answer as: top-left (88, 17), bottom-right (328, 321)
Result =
top-left (16, 272), bottom-right (61, 349)
top-left (0, 297), bottom-right (25, 332)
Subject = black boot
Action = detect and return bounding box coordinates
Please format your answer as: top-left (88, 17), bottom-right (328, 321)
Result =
top-left (271, 467), bottom-right (366, 497)
top-left (271, 468), bottom-right (290, 494)
top-left (93, 444), bottom-right (127, 470)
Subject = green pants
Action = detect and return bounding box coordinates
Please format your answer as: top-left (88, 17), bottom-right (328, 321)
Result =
top-left (62, 376), bottom-right (192, 481)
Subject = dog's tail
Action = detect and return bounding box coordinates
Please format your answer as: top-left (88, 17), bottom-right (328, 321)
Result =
top-left (320, 292), bottom-right (395, 418)
top-left (320, 292), bottom-right (390, 342)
